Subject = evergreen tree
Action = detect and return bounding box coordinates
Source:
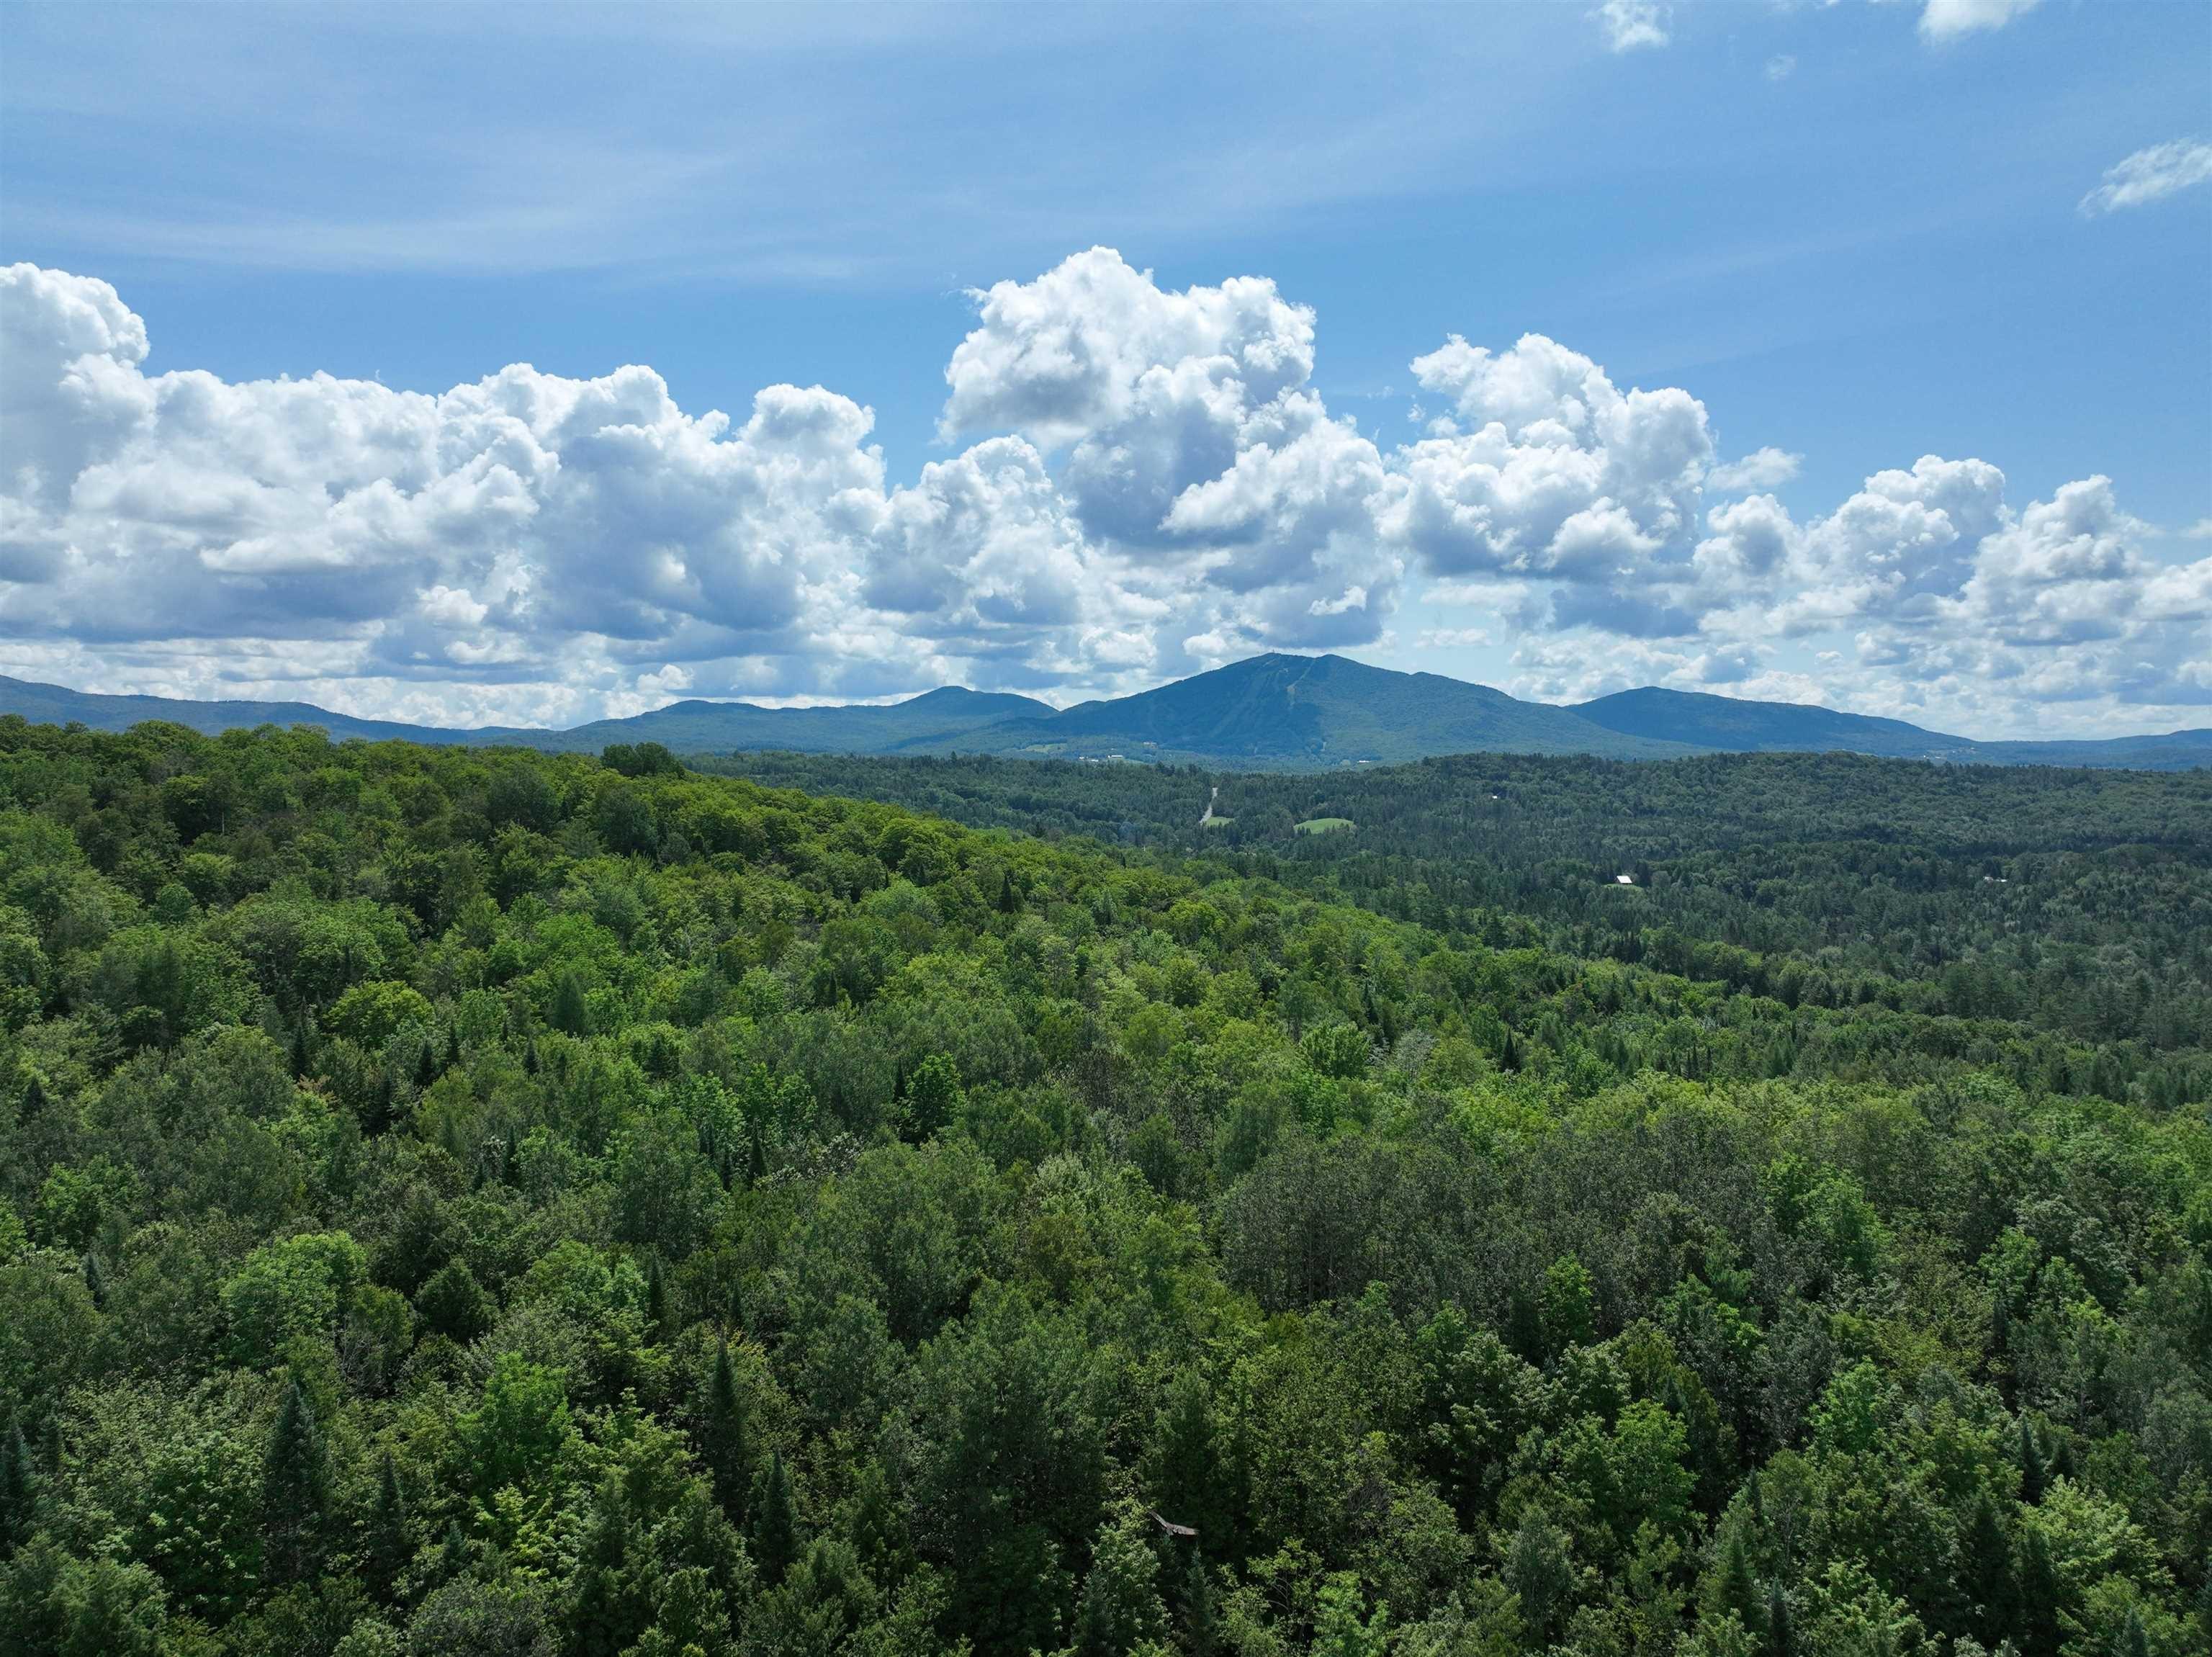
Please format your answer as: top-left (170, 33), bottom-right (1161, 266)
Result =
top-left (523, 1036), bottom-right (541, 1075)
top-left (1704, 1507), bottom-right (1766, 1640)
top-left (746, 1116), bottom-right (768, 1187)
top-left (2016, 1527), bottom-right (2063, 1657)
top-left (644, 1252), bottom-right (670, 1342)
top-left (364, 1450), bottom-right (408, 1604)
top-left (699, 1340), bottom-right (752, 1522)
top-left (551, 972), bottom-right (590, 1036)
top-left (438, 1518), bottom-right (471, 1584)
top-left (2116, 1607), bottom-right (2149, 1657)
top-left (568, 1477), bottom-right (647, 1657)
top-left (1959, 1489), bottom-right (2017, 1643)
top-left (261, 1378), bottom-right (331, 1584)
top-left (1179, 1549), bottom-right (1218, 1657)
top-left (0, 1417), bottom-right (35, 1556)
top-left (414, 1037), bottom-right (438, 1090)
top-left (749, 1450), bottom-right (799, 1586)
top-left (727, 1277), bottom-right (747, 1337)
top-left (1069, 1501), bottom-right (1168, 1657)
top-left (997, 868), bottom-right (1021, 915)
top-left (80, 1250), bottom-right (106, 1311)
top-left (1764, 1581), bottom-right (1794, 1657)
top-left (2018, 1419), bottom-right (2046, 1506)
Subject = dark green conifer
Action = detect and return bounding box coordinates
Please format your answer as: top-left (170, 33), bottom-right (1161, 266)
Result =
top-left (1180, 1548), bottom-right (1218, 1657)
top-left (364, 1450), bottom-right (408, 1603)
top-left (644, 1252), bottom-right (670, 1342)
top-left (261, 1378), bottom-right (331, 1584)
top-left (2018, 1418), bottom-right (2046, 1505)
top-left (2016, 1526), bottom-right (2063, 1657)
top-left (2116, 1607), bottom-right (2149, 1657)
top-left (700, 1340), bottom-right (751, 1521)
top-left (568, 1477), bottom-right (646, 1657)
top-left (1959, 1488), bottom-right (2017, 1643)
top-left (439, 1517), bottom-right (471, 1582)
top-left (748, 1449), bottom-right (798, 1586)
top-left (1707, 1509), bottom-right (1765, 1639)
top-left (551, 971), bottom-right (590, 1036)
top-left (80, 1250), bottom-right (106, 1311)
top-left (0, 1417), bottom-right (35, 1555)
top-left (1764, 1581), bottom-right (1793, 1657)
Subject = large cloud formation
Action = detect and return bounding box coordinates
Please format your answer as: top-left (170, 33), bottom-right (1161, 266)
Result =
top-left (3, 253), bottom-right (2206, 734)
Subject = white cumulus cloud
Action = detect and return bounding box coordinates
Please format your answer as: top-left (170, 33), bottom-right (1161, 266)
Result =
top-left (1918, 0), bottom-right (2041, 43)
top-left (1596, 1), bottom-right (1669, 53)
top-left (4, 253), bottom-right (2205, 739)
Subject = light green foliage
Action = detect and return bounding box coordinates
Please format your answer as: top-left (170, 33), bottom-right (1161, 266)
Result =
top-left (0, 720), bottom-right (2201, 1657)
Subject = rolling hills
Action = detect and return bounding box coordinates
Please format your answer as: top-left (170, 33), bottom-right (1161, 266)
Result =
top-left (5, 657), bottom-right (2207, 771)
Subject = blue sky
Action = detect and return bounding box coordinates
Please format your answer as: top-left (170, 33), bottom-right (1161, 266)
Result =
top-left (3, 0), bottom-right (2208, 735)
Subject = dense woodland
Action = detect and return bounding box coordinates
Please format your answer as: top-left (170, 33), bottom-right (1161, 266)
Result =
top-left (700, 753), bottom-right (2212, 1077)
top-left (1, 717), bottom-right (2208, 1657)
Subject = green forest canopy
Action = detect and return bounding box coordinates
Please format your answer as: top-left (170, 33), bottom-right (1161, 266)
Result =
top-left (0, 716), bottom-right (2206, 1657)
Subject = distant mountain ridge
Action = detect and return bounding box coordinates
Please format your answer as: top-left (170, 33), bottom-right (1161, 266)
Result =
top-left (5, 659), bottom-right (2206, 771)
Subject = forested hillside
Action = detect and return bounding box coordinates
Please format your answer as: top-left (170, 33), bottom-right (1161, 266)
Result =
top-left (1, 717), bottom-right (2208, 1657)
top-left (697, 750), bottom-right (2212, 1075)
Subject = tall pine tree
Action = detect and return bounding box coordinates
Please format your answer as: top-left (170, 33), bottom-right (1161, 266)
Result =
top-left (748, 1449), bottom-right (798, 1586)
top-left (698, 1340), bottom-right (752, 1522)
top-left (364, 1450), bottom-right (408, 1604)
top-left (261, 1378), bottom-right (331, 1585)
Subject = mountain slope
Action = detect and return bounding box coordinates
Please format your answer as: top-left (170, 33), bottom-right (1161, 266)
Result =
top-left (1572, 686), bottom-right (1976, 758)
top-left (936, 653), bottom-right (1699, 764)
top-left (1573, 686), bottom-right (2212, 770)
top-left (6, 663), bottom-right (2205, 771)
top-left (0, 675), bottom-right (1048, 755)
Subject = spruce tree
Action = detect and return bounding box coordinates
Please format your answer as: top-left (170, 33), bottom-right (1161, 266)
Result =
top-left (414, 1037), bottom-right (438, 1091)
top-left (699, 1341), bottom-right (752, 1522)
top-left (0, 1417), bottom-right (35, 1556)
top-left (2018, 1419), bottom-right (2046, 1505)
top-left (2015, 1527), bottom-right (2063, 1657)
top-left (748, 1449), bottom-right (798, 1586)
top-left (1705, 1509), bottom-right (1766, 1640)
top-left (1180, 1548), bottom-right (1218, 1657)
top-left (2116, 1607), bottom-right (2149, 1657)
top-left (1070, 1502), bottom-right (1168, 1657)
top-left (80, 1250), bottom-right (106, 1311)
top-left (644, 1252), bottom-right (670, 1343)
top-left (261, 1378), bottom-right (331, 1584)
top-left (1764, 1581), bottom-right (1794, 1657)
top-left (364, 1451), bottom-right (408, 1604)
top-left (568, 1478), bottom-right (647, 1657)
top-left (438, 1518), bottom-right (471, 1583)
top-left (1959, 1489), bottom-right (2017, 1644)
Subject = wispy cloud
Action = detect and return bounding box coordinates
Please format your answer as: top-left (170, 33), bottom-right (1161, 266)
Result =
top-left (2080, 138), bottom-right (2212, 217)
